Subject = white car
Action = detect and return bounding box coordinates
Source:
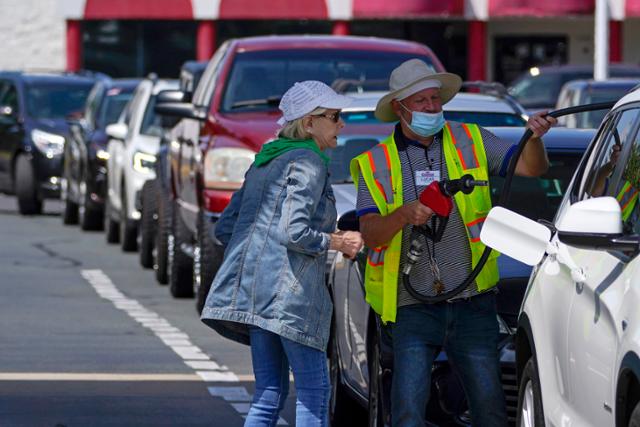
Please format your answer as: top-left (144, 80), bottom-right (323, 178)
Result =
top-left (480, 86), bottom-right (640, 426)
top-left (104, 77), bottom-right (178, 251)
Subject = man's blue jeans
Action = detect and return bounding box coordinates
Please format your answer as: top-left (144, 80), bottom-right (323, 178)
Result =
top-left (390, 292), bottom-right (507, 427)
top-left (245, 327), bottom-right (330, 427)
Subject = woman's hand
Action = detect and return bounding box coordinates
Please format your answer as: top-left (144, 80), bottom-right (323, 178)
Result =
top-left (330, 230), bottom-right (364, 259)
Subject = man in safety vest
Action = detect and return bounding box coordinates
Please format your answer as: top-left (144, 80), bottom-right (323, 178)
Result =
top-left (351, 59), bottom-right (555, 426)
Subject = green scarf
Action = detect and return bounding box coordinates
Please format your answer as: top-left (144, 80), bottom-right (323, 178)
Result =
top-left (254, 138), bottom-right (330, 167)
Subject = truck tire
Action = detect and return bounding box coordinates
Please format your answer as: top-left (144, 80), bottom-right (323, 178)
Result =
top-left (79, 178), bottom-right (103, 231)
top-left (154, 185), bottom-right (172, 285)
top-left (139, 180), bottom-right (158, 269)
top-left (169, 201), bottom-right (193, 298)
top-left (104, 196), bottom-right (120, 244)
top-left (119, 185), bottom-right (138, 252)
top-left (194, 211), bottom-right (224, 314)
top-left (15, 154), bottom-right (42, 215)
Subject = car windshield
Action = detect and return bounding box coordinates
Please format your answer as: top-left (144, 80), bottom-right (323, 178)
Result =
top-left (221, 50), bottom-right (437, 112)
top-left (139, 95), bottom-right (163, 137)
top-left (26, 83), bottom-right (92, 119)
top-left (490, 153), bottom-right (582, 221)
top-left (98, 90), bottom-right (134, 129)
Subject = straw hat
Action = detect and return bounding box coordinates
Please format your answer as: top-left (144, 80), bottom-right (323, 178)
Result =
top-left (375, 59), bottom-right (462, 122)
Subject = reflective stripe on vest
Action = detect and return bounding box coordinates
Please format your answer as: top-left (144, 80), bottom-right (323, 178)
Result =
top-left (350, 123), bottom-right (500, 324)
top-left (368, 144), bottom-right (394, 204)
top-left (617, 181), bottom-right (639, 221)
top-left (446, 122), bottom-right (480, 170)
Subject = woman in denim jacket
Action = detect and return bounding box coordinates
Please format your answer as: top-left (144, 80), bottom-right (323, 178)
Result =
top-left (201, 81), bottom-right (363, 427)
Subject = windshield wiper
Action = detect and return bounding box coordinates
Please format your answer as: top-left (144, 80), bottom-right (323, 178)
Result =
top-left (231, 96), bottom-right (281, 109)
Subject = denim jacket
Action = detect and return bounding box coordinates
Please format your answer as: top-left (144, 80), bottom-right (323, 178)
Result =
top-left (200, 148), bottom-right (337, 351)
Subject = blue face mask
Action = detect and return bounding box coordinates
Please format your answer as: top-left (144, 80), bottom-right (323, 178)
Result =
top-left (399, 102), bottom-right (445, 137)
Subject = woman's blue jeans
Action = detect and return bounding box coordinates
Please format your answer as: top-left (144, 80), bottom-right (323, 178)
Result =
top-left (245, 327), bottom-right (330, 427)
top-left (390, 292), bottom-right (507, 427)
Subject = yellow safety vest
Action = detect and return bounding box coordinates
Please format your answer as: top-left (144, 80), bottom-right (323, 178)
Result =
top-left (350, 122), bottom-right (500, 323)
top-left (616, 181), bottom-right (638, 221)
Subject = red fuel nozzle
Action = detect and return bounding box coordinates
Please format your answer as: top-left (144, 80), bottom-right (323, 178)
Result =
top-left (418, 174), bottom-right (487, 217)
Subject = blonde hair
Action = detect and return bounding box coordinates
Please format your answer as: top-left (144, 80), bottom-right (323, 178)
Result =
top-left (277, 107), bottom-right (326, 140)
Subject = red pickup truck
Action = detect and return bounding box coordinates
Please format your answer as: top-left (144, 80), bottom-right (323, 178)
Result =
top-left (156, 35), bottom-right (444, 310)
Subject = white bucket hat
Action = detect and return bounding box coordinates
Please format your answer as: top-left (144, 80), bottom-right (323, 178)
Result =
top-left (277, 81), bottom-right (352, 126)
top-left (375, 59), bottom-right (463, 122)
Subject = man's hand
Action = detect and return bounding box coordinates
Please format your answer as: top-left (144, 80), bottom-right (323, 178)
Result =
top-left (401, 200), bottom-right (434, 225)
top-left (527, 111), bottom-right (557, 138)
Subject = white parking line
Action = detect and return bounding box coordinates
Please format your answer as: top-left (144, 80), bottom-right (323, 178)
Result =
top-left (80, 269), bottom-right (288, 425)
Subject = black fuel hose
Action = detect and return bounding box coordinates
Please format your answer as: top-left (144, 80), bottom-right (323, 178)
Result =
top-left (403, 101), bottom-right (617, 304)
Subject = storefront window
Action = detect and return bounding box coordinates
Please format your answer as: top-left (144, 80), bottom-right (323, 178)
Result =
top-left (83, 20), bottom-right (196, 78)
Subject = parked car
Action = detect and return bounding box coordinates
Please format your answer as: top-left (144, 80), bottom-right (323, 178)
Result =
top-left (327, 126), bottom-right (597, 426)
top-left (155, 35), bottom-right (446, 305)
top-left (340, 88), bottom-right (528, 128)
top-left (555, 78), bottom-right (639, 129)
top-left (0, 71), bottom-right (97, 214)
top-left (507, 64), bottom-right (640, 113)
top-left (104, 76), bottom-right (178, 251)
top-left (138, 60), bottom-right (206, 273)
top-left (481, 85), bottom-right (640, 426)
top-left (62, 78), bottom-right (140, 229)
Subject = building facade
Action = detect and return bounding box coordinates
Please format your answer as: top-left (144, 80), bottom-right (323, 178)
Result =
top-left (1, 0), bottom-right (639, 84)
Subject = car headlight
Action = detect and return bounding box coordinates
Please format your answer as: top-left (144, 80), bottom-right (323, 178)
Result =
top-left (132, 151), bottom-right (156, 173)
top-left (31, 129), bottom-right (65, 157)
top-left (96, 149), bottom-right (110, 161)
top-left (204, 147), bottom-right (255, 190)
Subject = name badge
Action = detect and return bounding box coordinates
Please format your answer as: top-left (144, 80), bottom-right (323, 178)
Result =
top-left (415, 170), bottom-right (440, 186)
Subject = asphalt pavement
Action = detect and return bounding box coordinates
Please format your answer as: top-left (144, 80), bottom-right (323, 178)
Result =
top-left (0, 194), bottom-right (297, 426)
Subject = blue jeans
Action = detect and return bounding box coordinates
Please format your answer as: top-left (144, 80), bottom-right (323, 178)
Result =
top-left (245, 327), bottom-right (330, 427)
top-left (390, 292), bottom-right (507, 427)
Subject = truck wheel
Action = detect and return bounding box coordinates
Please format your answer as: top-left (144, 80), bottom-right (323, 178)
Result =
top-left (154, 186), bottom-right (172, 285)
top-left (15, 154), bottom-right (42, 215)
top-left (169, 201), bottom-right (193, 298)
top-left (516, 357), bottom-right (545, 427)
top-left (139, 180), bottom-right (158, 269)
top-left (194, 211), bottom-right (223, 314)
top-left (629, 401), bottom-right (640, 427)
top-left (119, 187), bottom-right (138, 252)
top-left (79, 178), bottom-right (103, 231)
top-left (104, 196), bottom-right (120, 244)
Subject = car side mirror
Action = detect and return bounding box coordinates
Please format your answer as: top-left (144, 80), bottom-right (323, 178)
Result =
top-left (156, 89), bottom-right (188, 105)
top-left (155, 102), bottom-right (206, 122)
top-left (556, 196), bottom-right (639, 253)
top-left (337, 210), bottom-right (359, 232)
top-left (106, 122), bottom-right (128, 141)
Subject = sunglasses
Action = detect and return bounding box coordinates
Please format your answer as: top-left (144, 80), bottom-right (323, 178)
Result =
top-left (314, 111), bottom-right (341, 123)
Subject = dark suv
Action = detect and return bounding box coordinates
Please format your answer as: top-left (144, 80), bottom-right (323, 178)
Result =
top-left (62, 78), bottom-right (139, 229)
top-left (155, 35), bottom-right (445, 308)
top-left (0, 71), bottom-right (97, 214)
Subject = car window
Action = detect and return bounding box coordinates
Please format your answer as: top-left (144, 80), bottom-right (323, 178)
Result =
top-left (84, 83), bottom-right (103, 128)
top-left (0, 83), bottom-right (19, 112)
top-left (25, 83), bottom-right (92, 119)
top-left (325, 137), bottom-right (380, 184)
top-left (580, 108), bottom-right (640, 202)
top-left (611, 114), bottom-right (640, 234)
top-left (580, 85), bottom-right (638, 128)
top-left (98, 88), bottom-right (134, 129)
top-left (193, 41), bottom-right (229, 107)
top-left (139, 95), bottom-right (163, 137)
top-left (221, 50), bottom-right (437, 112)
top-left (490, 152), bottom-right (582, 221)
